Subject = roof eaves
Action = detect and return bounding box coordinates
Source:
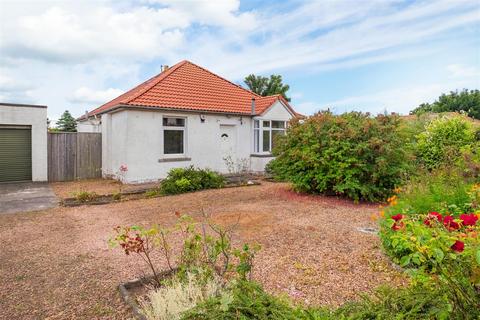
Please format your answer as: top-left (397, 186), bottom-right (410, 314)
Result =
top-left (93, 103), bottom-right (254, 117)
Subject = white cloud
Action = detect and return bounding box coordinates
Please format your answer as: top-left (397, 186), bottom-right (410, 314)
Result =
top-left (1, 5), bottom-right (186, 63)
top-left (70, 87), bottom-right (124, 105)
top-left (447, 64), bottom-right (480, 78)
top-left (0, 0), bottom-right (478, 118)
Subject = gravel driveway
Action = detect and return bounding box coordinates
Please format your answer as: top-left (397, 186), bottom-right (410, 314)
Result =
top-left (0, 182), bottom-right (404, 319)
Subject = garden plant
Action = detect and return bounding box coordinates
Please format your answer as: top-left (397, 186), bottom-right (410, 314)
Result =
top-left (268, 111), bottom-right (412, 201)
top-left (159, 166), bottom-right (225, 195)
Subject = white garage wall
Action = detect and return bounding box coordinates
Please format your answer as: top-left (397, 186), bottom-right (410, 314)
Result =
top-left (0, 103), bottom-right (48, 181)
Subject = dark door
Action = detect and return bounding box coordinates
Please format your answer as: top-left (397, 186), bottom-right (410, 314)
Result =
top-left (0, 127), bottom-right (32, 182)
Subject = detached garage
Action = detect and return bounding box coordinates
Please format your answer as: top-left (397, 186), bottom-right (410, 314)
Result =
top-left (0, 103), bottom-right (48, 182)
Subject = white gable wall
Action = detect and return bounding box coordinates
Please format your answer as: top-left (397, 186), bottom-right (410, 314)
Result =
top-left (260, 100), bottom-right (294, 119)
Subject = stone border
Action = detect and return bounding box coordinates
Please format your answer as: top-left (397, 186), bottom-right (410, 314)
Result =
top-left (118, 270), bottom-right (176, 320)
top-left (61, 181), bottom-right (261, 207)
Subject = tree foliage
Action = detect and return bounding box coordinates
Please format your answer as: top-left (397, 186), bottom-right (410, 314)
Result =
top-left (244, 74), bottom-right (291, 101)
top-left (411, 89), bottom-right (480, 120)
top-left (56, 110), bottom-right (77, 132)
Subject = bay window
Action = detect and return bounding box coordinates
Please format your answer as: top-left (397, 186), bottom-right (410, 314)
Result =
top-left (163, 117), bottom-right (185, 155)
top-left (253, 120), bottom-right (286, 153)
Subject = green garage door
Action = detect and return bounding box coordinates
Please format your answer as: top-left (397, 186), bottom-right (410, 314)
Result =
top-left (0, 127), bottom-right (32, 182)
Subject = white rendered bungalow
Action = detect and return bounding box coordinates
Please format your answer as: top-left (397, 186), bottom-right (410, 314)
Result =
top-left (77, 60), bottom-right (300, 183)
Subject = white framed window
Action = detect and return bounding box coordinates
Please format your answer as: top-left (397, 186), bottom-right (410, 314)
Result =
top-left (253, 120), bottom-right (286, 153)
top-left (163, 117), bottom-right (186, 155)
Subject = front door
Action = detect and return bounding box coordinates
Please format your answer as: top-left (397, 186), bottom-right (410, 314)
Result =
top-left (219, 124), bottom-right (237, 173)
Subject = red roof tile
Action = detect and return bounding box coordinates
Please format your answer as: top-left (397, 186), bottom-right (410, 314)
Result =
top-left (83, 60), bottom-right (297, 118)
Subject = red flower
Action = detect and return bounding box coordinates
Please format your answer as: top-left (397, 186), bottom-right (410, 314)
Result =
top-left (391, 222), bottom-right (404, 231)
top-left (429, 212), bottom-right (442, 221)
top-left (460, 213), bottom-right (478, 226)
top-left (443, 216), bottom-right (460, 231)
top-left (391, 214), bottom-right (404, 222)
top-left (451, 240), bottom-right (464, 252)
top-left (424, 212), bottom-right (443, 227)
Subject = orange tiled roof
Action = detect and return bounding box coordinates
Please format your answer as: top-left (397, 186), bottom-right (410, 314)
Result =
top-left (83, 60), bottom-right (297, 118)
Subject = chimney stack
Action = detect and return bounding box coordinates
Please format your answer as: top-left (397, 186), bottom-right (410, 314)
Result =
top-left (251, 97), bottom-right (256, 115)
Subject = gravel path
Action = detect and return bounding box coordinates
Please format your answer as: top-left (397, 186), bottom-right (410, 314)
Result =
top-left (0, 182), bottom-right (404, 319)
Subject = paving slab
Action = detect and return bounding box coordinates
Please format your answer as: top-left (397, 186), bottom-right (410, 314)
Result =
top-left (0, 182), bottom-right (58, 214)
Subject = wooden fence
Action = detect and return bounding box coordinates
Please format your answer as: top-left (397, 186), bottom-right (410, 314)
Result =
top-left (48, 132), bottom-right (102, 182)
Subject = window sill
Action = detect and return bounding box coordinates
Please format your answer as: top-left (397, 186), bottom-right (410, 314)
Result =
top-left (158, 157), bottom-right (191, 163)
top-left (250, 153), bottom-right (274, 158)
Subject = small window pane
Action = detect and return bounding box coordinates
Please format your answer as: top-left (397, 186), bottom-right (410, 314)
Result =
top-left (272, 121), bottom-right (285, 129)
top-left (164, 130), bottom-right (184, 154)
top-left (262, 130), bottom-right (270, 152)
top-left (272, 130), bottom-right (285, 150)
top-left (254, 129), bottom-right (259, 153)
top-left (263, 121), bottom-right (270, 128)
top-left (163, 117), bottom-right (185, 127)
top-left (254, 120), bottom-right (259, 128)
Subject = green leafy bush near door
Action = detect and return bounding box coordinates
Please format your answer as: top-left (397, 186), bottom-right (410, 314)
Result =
top-left (160, 166), bottom-right (225, 195)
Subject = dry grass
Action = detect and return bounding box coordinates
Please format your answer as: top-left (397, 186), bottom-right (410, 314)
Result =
top-left (0, 182), bottom-right (405, 319)
top-left (140, 272), bottom-right (222, 320)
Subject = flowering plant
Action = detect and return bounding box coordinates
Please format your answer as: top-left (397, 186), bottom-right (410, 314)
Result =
top-left (109, 212), bottom-right (260, 287)
top-left (380, 211), bottom-right (480, 268)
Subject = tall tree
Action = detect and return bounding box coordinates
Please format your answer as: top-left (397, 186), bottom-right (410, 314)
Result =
top-left (56, 110), bottom-right (77, 132)
top-left (410, 89), bottom-right (480, 120)
top-left (244, 74), bottom-right (291, 102)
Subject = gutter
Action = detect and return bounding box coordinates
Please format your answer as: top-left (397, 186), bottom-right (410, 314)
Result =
top-left (82, 103), bottom-right (257, 119)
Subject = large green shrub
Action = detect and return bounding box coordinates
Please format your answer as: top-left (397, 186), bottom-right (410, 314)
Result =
top-left (269, 111), bottom-right (411, 201)
top-left (160, 166), bottom-right (225, 195)
top-left (415, 115), bottom-right (476, 169)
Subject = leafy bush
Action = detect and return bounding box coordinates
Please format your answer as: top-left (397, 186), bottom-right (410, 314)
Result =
top-left (183, 277), bottom-right (479, 320)
top-left (415, 115), bottom-right (476, 169)
top-left (160, 166), bottom-right (225, 195)
top-left (335, 280), bottom-right (477, 320)
top-left (182, 280), bottom-right (330, 320)
top-left (109, 213), bottom-right (260, 286)
top-left (268, 111), bottom-right (411, 201)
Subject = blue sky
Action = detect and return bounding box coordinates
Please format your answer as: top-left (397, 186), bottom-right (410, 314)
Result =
top-left (0, 0), bottom-right (479, 120)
